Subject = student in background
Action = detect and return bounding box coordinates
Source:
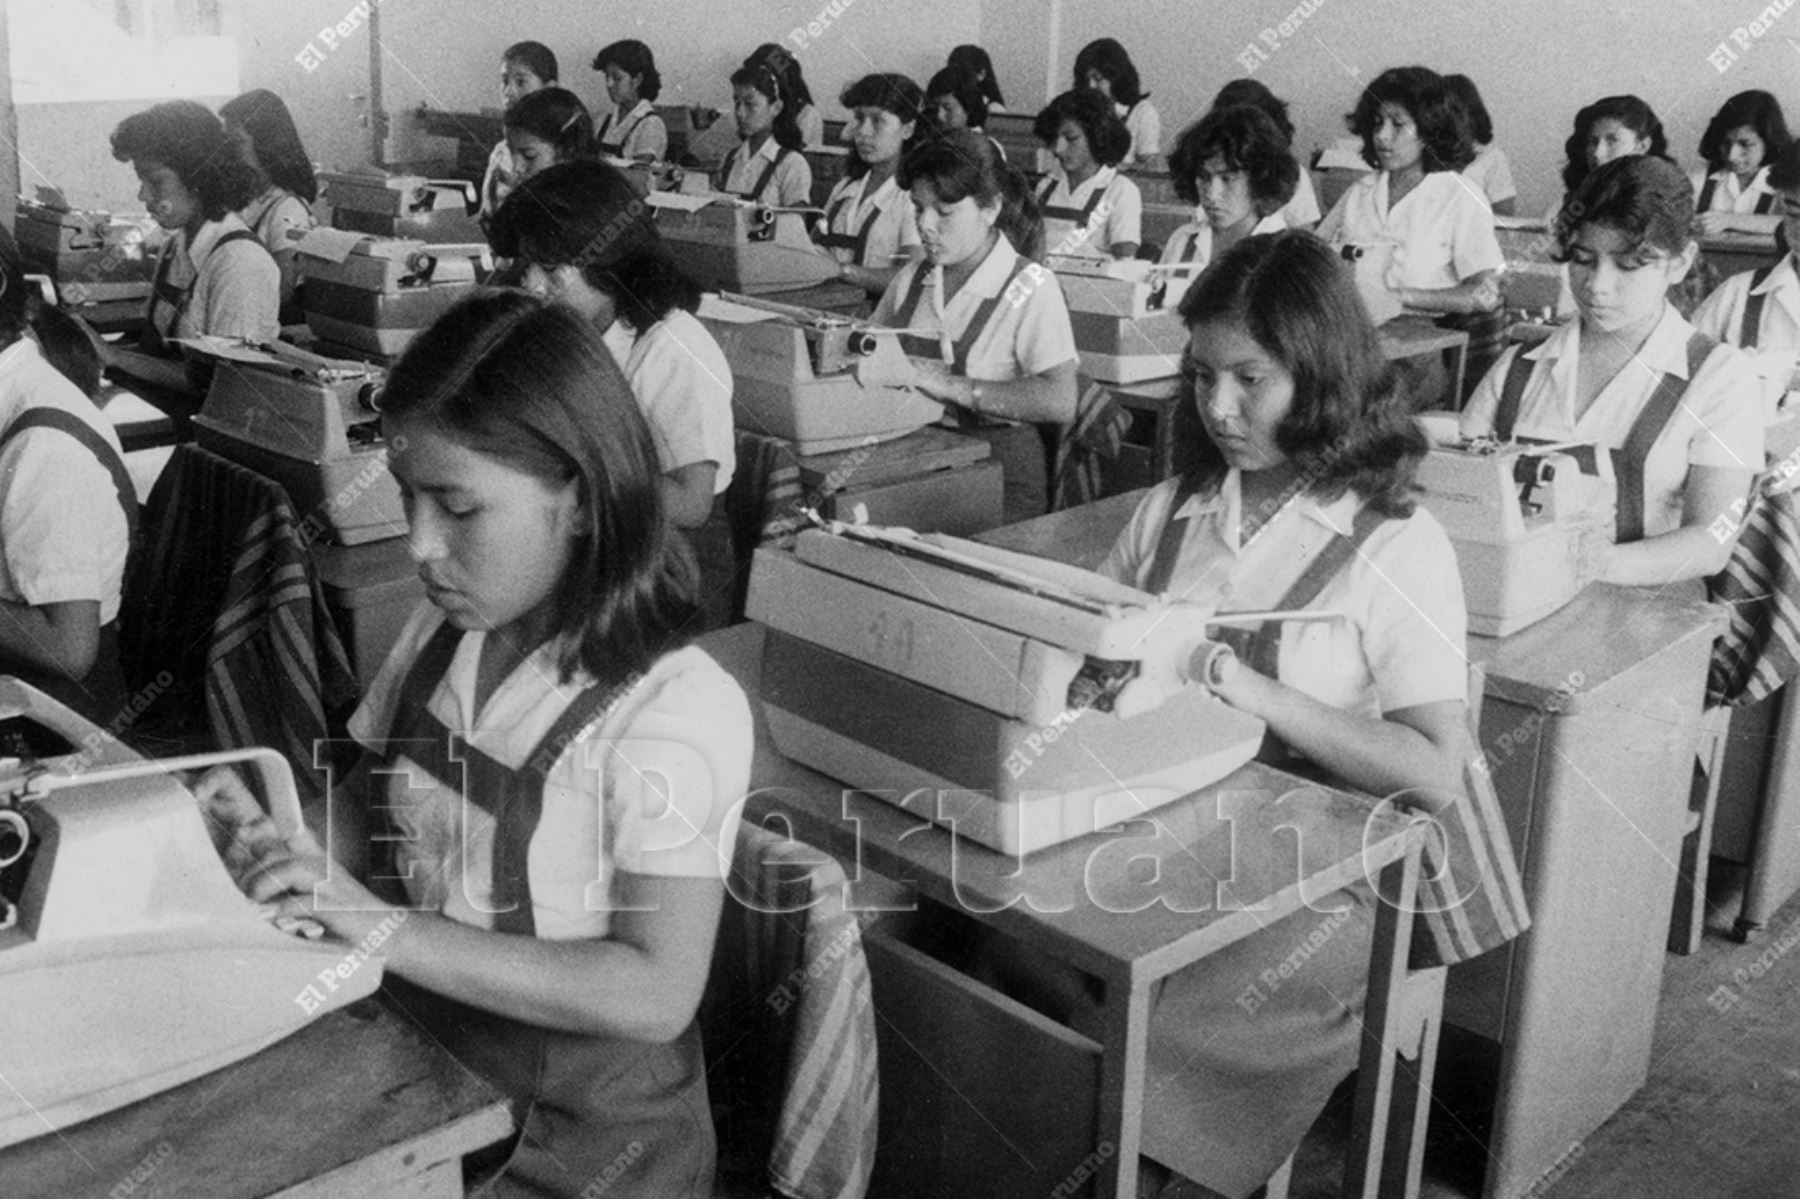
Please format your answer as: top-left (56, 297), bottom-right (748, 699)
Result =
top-left (948, 44), bottom-right (1007, 113)
top-left (503, 87), bottom-right (596, 186)
top-left (1692, 90), bottom-right (1790, 237)
top-left (481, 41), bottom-right (559, 221)
top-left (107, 100), bottom-right (279, 396)
top-left (1073, 37), bottom-right (1160, 169)
top-left (219, 89), bottom-right (316, 322)
top-left (874, 130), bottom-right (1077, 522)
top-left (593, 39), bottom-right (668, 161)
top-left (201, 288), bottom-right (750, 1199)
top-left (717, 63), bottom-right (813, 208)
top-left (1443, 73), bottom-right (1517, 216)
top-left (816, 73), bottom-right (926, 300)
top-left (1033, 89), bottom-right (1142, 259)
top-left (1558, 94), bottom-right (1669, 218)
top-left (1162, 106), bottom-right (1296, 269)
top-left (744, 43), bottom-right (823, 149)
top-left (1210, 78), bottom-right (1321, 227)
top-left (1464, 156), bottom-right (1762, 585)
top-left (925, 65), bottom-right (1003, 159)
top-left (491, 162), bottom-right (737, 629)
top-left (1694, 142), bottom-right (1800, 421)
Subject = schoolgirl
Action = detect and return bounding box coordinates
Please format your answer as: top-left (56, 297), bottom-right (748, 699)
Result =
top-left (593, 39), bottom-right (669, 161)
top-left (1557, 94), bottom-right (1669, 217)
top-left (1073, 37), bottom-right (1159, 168)
top-left (948, 44), bottom-right (1007, 113)
top-left (925, 64), bottom-right (1002, 160)
top-left (1691, 90), bottom-right (1791, 237)
top-left (1442, 73), bottom-right (1518, 216)
top-left (744, 43), bottom-right (823, 148)
top-left (815, 73), bottom-right (926, 300)
top-left (1161, 105), bottom-right (1296, 270)
top-left (1032, 88), bottom-right (1142, 260)
top-left (480, 41), bottom-right (558, 221)
top-left (219, 88), bottom-right (316, 320)
top-left (1694, 142), bottom-right (1800, 417)
top-left (717, 63), bottom-right (813, 209)
top-left (502, 87), bottom-right (596, 186)
top-left (201, 288), bottom-right (751, 1198)
top-left (1209, 78), bottom-right (1322, 227)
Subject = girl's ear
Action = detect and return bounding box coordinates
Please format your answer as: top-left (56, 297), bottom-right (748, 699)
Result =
top-left (899, 117), bottom-right (917, 142)
top-left (556, 479), bottom-right (589, 538)
top-left (1668, 238), bottom-right (1701, 285)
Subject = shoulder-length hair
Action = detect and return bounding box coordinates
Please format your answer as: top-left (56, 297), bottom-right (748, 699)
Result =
top-left (111, 100), bottom-right (261, 220)
top-left (380, 290), bottom-right (696, 682)
top-left (745, 43), bottom-right (813, 109)
top-left (504, 87), bottom-right (596, 162)
top-left (1073, 38), bottom-right (1145, 107)
top-left (900, 130), bottom-right (1041, 260)
top-left (1441, 74), bottom-right (1494, 147)
top-left (503, 41), bottom-right (558, 85)
top-left (1347, 66), bottom-right (1473, 173)
top-left (1168, 106), bottom-right (1299, 214)
top-left (593, 39), bottom-right (661, 101)
top-left (1700, 89), bottom-right (1792, 173)
top-left (839, 73), bottom-right (925, 179)
top-left (731, 62), bottom-right (804, 152)
top-left (219, 89), bottom-right (318, 204)
top-left (949, 45), bottom-right (1004, 108)
top-left (1211, 78), bottom-right (1295, 144)
top-left (488, 160), bottom-right (699, 331)
top-left (927, 65), bottom-right (990, 132)
top-left (1553, 154), bottom-right (1696, 265)
top-left (1562, 95), bottom-right (1668, 193)
top-left (1173, 230), bottom-right (1426, 516)
top-left (1034, 89), bottom-right (1132, 168)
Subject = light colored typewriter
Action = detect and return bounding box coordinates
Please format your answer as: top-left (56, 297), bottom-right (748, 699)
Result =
top-left (746, 522), bottom-right (1270, 855)
top-left (14, 189), bottom-right (161, 305)
top-left (294, 227), bottom-right (489, 359)
top-left (1048, 254), bottom-right (1199, 384)
top-left (647, 190), bottom-right (839, 294)
top-left (318, 171), bottom-right (485, 244)
top-left (0, 682), bottom-right (380, 1147)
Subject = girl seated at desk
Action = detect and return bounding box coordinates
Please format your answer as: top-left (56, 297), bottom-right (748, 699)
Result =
top-left (503, 87), bottom-right (597, 186)
top-left (201, 289), bottom-right (751, 1199)
top-left (925, 65), bottom-right (1003, 160)
top-left (816, 73), bottom-right (925, 300)
top-left (1073, 37), bottom-right (1159, 169)
top-left (107, 100), bottom-right (279, 397)
top-left (871, 129), bottom-right (1078, 523)
top-left (1443, 73), bottom-right (1517, 217)
top-left (1032, 88), bottom-right (1142, 260)
top-left (593, 39), bottom-right (669, 162)
top-left (1209, 79), bottom-right (1321, 228)
top-left (1555, 94), bottom-right (1669, 223)
top-left (717, 62), bottom-right (813, 208)
top-left (1691, 90), bottom-right (1790, 238)
top-left (744, 44), bottom-right (823, 149)
top-left (490, 161), bottom-right (737, 628)
top-left (481, 41), bottom-right (559, 221)
top-left (1694, 143), bottom-right (1800, 420)
top-left (949, 45), bottom-right (1007, 113)
top-left (1161, 105), bottom-right (1296, 270)
top-left (219, 89), bottom-right (316, 324)
top-left (1463, 155), bottom-right (1764, 586)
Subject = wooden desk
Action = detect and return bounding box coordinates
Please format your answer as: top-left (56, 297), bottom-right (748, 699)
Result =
top-left (705, 621), bottom-right (1438, 1199)
top-left (2, 997), bottom-right (513, 1198)
top-left (1381, 317), bottom-right (1470, 408)
top-left (1700, 231), bottom-right (1780, 282)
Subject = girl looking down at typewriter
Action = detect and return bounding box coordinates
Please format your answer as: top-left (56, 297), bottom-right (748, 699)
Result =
top-left (502, 87), bottom-right (597, 187)
top-left (198, 289), bottom-right (751, 1198)
top-left (480, 41), bottom-right (559, 221)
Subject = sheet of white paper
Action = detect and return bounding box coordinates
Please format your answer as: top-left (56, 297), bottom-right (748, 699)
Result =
top-left (294, 227), bottom-right (368, 264)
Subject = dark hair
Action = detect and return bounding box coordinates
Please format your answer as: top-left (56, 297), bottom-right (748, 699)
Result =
top-left (380, 290), bottom-right (696, 683)
top-left (745, 43), bottom-right (813, 109)
top-left (504, 87), bottom-right (596, 163)
top-left (926, 65), bottom-right (990, 133)
top-left (1699, 89), bottom-right (1792, 174)
top-left (110, 100), bottom-right (261, 220)
top-left (32, 305), bottom-right (103, 399)
top-left (1174, 231), bottom-right (1425, 515)
top-left (1073, 38), bottom-right (1145, 107)
top-left (1211, 79), bottom-right (1295, 144)
top-left (1168, 106), bottom-right (1299, 213)
top-left (1553, 154), bottom-right (1696, 267)
top-left (593, 39), bottom-right (661, 101)
top-left (488, 160), bottom-right (699, 331)
top-left (1441, 74), bottom-right (1494, 147)
top-left (1562, 95), bottom-right (1668, 194)
top-left (0, 227), bottom-right (32, 349)
top-left (1768, 139), bottom-right (1800, 189)
top-left (839, 73), bottom-right (925, 179)
top-left (1034, 89), bottom-right (1132, 168)
top-left (731, 63), bottom-right (803, 152)
top-left (1347, 66), bottom-right (1473, 173)
top-left (503, 41), bottom-right (559, 85)
top-left (899, 130), bottom-right (1042, 260)
top-left (219, 89), bottom-right (318, 205)
top-left (949, 45), bottom-right (1004, 108)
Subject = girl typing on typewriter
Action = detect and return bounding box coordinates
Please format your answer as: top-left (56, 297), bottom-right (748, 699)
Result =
top-left (501, 87), bottom-right (598, 187)
top-left (815, 73), bottom-right (926, 301)
top-left (199, 290), bottom-right (752, 1199)
top-left (716, 62), bottom-right (813, 209)
top-left (1160, 104), bottom-right (1297, 271)
top-left (1462, 155), bottom-right (1763, 585)
top-left (480, 41), bottom-right (559, 222)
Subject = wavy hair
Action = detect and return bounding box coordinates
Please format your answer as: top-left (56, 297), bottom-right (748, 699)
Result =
top-left (1699, 89), bottom-right (1792, 174)
top-left (899, 129), bottom-right (1042, 260)
top-left (1034, 88), bottom-right (1132, 168)
top-left (111, 100), bottom-right (261, 220)
top-left (1561, 95), bottom-right (1668, 194)
top-left (1168, 106), bottom-right (1299, 214)
top-left (1347, 66), bottom-right (1473, 173)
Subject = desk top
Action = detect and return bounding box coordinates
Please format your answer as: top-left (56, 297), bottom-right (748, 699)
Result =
top-left (702, 622), bottom-right (1416, 989)
top-left (1, 998), bottom-right (513, 1198)
top-left (975, 488), bottom-right (1145, 571)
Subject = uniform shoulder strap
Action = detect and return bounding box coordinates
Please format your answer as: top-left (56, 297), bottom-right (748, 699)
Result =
top-left (0, 407), bottom-right (138, 541)
top-left (1612, 331), bottom-right (1716, 544)
top-left (1740, 263), bottom-right (1778, 351)
top-left (1493, 345), bottom-right (1537, 441)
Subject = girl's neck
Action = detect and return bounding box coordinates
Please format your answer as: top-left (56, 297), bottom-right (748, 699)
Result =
top-left (864, 155), bottom-right (897, 188)
top-left (745, 129), bottom-right (772, 154)
top-left (1237, 460), bottom-right (1305, 540)
top-left (475, 611), bottom-right (556, 713)
top-left (1067, 160), bottom-right (1099, 189)
top-left (1584, 303), bottom-right (1665, 360)
top-left (1212, 209), bottom-right (1259, 252)
top-left (1387, 163), bottom-right (1425, 205)
top-left (942, 230), bottom-right (999, 295)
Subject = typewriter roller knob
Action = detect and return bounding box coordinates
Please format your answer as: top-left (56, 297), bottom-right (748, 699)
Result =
top-left (848, 331), bottom-right (880, 357)
top-left (357, 381), bottom-right (382, 413)
top-left (0, 807), bottom-right (29, 870)
top-left (1339, 244), bottom-right (1366, 262)
top-left (1186, 640), bottom-right (1237, 690)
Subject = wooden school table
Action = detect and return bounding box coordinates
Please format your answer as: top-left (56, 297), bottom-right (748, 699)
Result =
top-left (704, 621), bottom-right (1441, 1199)
top-left (2, 998), bottom-right (514, 1198)
top-left (1700, 230), bottom-right (1781, 283)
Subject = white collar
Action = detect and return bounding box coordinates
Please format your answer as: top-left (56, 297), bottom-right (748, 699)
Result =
top-left (1526, 303), bottom-right (1697, 378)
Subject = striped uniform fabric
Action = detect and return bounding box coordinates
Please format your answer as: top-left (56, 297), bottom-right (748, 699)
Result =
top-left (1707, 486), bottom-right (1800, 706)
top-left (1051, 379), bottom-right (1131, 511)
top-left (1409, 761), bottom-right (1533, 968)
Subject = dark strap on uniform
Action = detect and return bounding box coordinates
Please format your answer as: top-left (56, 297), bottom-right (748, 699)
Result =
top-left (816, 187), bottom-right (886, 259)
top-left (1492, 346), bottom-right (1535, 442)
top-left (1613, 331), bottom-right (1715, 544)
top-left (146, 228), bottom-right (260, 353)
top-left (0, 407), bottom-right (138, 542)
top-left (1741, 263), bottom-right (1778, 350)
top-left (724, 145), bottom-right (794, 203)
top-left (1036, 175), bottom-right (1108, 226)
top-left (892, 256), bottom-right (1032, 376)
top-left (598, 108), bottom-right (651, 157)
top-left (1698, 175), bottom-right (1719, 214)
top-left (1755, 190), bottom-right (1778, 215)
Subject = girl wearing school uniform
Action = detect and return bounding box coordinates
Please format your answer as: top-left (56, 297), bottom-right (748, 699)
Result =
top-left (481, 41), bottom-right (558, 222)
top-left (219, 89), bottom-right (316, 323)
top-left (744, 43), bottom-right (824, 149)
top-left (1464, 155), bottom-right (1764, 585)
top-left (948, 44), bottom-right (1007, 114)
top-left (1695, 144), bottom-right (1800, 419)
top-left (716, 63), bottom-right (813, 209)
top-left (873, 130), bottom-right (1078, 523)
top-left (1161, 105), bottom-right (1296, 270)
top-left (593, 40), bottom-right (668, 162)
top-left (106, 100), bottom-right (279, 396)
top-left (926, 64), bottom-right (1004, 161)
top-left (1692, 90), bottom-right (1791, 238)
top-left (201, 288), bottom-right (750, 1199)
top-left (1443, 73), bottom-right (1518, 217)
top-left (1033, 89), bottom-right (1142, 260)
top-left (492, 161), bottom-right (738, 629)
top-left (815, 73), bottom-right (926, 301)
top-left (1209, 78), bottom-right (1322, 228)
top-left (1556, 94), bottom-right (1670, 223)
top-left (1073, 38), bottom-right (1160, 169)
top-left (502, 87), bottom-right (596, 186)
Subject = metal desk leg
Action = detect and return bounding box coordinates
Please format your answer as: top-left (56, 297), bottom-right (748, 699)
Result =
top-left (1094, 973), bottom-right (1152, 1199)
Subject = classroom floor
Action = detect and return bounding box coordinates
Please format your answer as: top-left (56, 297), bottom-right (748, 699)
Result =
top-left (1267, 861), bottom-right (1800, 1199)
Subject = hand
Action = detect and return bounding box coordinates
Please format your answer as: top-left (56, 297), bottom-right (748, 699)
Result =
top-left (1574, 503), bottom-right (1617, 588)
top-left (1468, 274), bottom-right (1502, 312)
top-left (1696, 211), bottom-right (1727, 238)
top-left (193, 765), bottom-right (296, 886)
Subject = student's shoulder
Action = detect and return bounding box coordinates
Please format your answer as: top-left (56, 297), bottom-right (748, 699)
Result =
top-left (629, 644), bottom-right (752, 731)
